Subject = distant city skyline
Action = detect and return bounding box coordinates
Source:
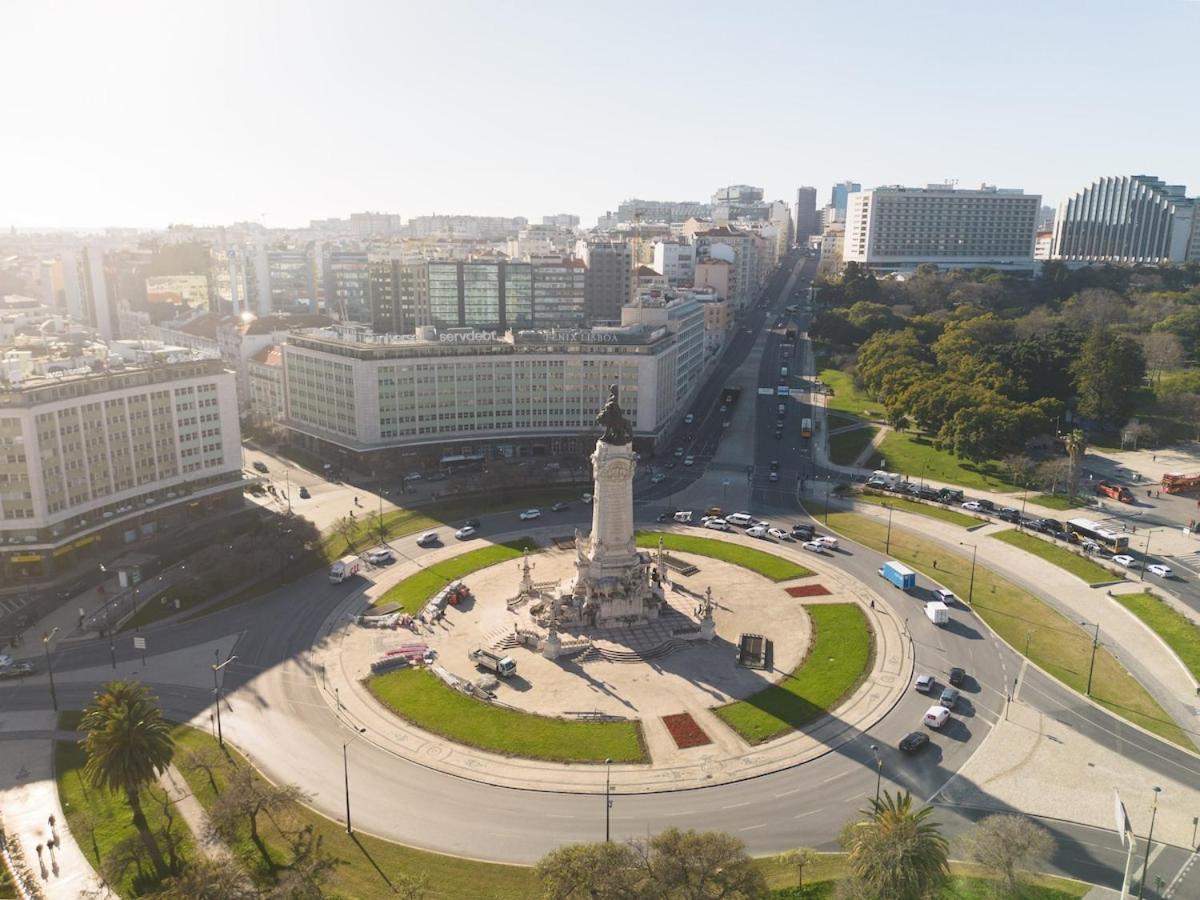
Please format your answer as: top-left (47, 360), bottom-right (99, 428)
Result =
top-left (3, 0), bottom-right (1198, 230)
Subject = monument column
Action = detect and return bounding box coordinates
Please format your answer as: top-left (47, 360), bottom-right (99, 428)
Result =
top-left (589, 440), bottom-right (638, 569)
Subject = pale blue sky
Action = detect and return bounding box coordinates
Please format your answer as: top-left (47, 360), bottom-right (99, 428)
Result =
top-left (2, 0), bottom-right (1197, 229)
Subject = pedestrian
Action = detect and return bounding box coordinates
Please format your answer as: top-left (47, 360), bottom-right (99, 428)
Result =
top-left (933, 560), bottom-right (938, 569)
top-left (1153, 455), bottom-right (1157, 462)
top-left (870, 599), bottom-right (875, 610)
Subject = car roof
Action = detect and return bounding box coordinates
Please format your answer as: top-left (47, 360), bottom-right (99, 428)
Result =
top-left (916, 674), bottom-right (933, 683)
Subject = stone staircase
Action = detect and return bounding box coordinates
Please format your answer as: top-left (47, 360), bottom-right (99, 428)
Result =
top-left (578, 638), bottom-right (694, 664)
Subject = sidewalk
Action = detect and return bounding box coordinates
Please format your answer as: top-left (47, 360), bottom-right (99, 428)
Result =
top-left (0, 712), bottom-right (106, 899)
top-left (842, 499), bottom-right (1200, 739)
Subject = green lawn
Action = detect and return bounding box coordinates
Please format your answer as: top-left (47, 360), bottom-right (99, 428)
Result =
top-left (769, 879), bottom-right (1086, 900)
top-left (875, 430), bottom-right (1021, 493)
top-left (170, 726), bottom-right (538, 899)
top-left (829, 426), bottom-right (880, 467)
top-left (822, 512), bottom-right (1195, 750)
top-left (636, 532), bottom-right (813, 581)
top-left (1032, 493), bottom-right (1084, 511)
top-left (990, 529), bottom-right (1116, 586)
top-left (372, 538), bottom-right (538, 612)
top-left (55, 726), bottom-right (197, 897)
top-left (856, 492), bottom-right (979, 528)
top-left (1111, 592), bottom-right (1200, 681)
top-left (368, 667), bottom-right (647, 763)
top-left (715, 604), bottom-right (873, 744)
top-left (819, 368), bottom-right (883, 420)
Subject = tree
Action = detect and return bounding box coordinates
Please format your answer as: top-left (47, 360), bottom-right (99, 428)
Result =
top-left (1061, 288), bottom-right (1128, 330)
top-left (840, 791), bottom-right (949, 900)
top-left (535, 841), bottom-right (647, 900)
top-left (80, 680), bottom-right (177, 880)
top-left (1141, 332), bottom-right (1185, 382)
top-left (642, 828), bottom-right (765, 900)
top-left (960, 814), bottom-right (1055, 895)
top-left (179, 747), bottom-right (224, 798)
top-left (1071, 328), bottom-right (1146, 423)
top-left (780, 847), bottom-right (818, 889)
top-left (1065, 429), bottom-right (1088, 498)
top-left (205, 765), bottom-right (309, 871)
top-left (151, 858), bottom-right (258, 900)
top-left (332, 515), bottom-right (360, 553)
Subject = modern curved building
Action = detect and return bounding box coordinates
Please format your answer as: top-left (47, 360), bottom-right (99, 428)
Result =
top-left (1051, 175), bottom-right (1198, 265)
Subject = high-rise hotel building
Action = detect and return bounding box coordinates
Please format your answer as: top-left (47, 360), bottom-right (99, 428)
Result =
top-left (1051, 175), bottom-right (1198, 265)
top-left (0, 358), bottom-right (242, 582)
top-left (843, 184), bottom-right (1040, 272)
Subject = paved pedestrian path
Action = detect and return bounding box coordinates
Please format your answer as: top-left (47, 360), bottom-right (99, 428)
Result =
top-left (156, 764), bottom-right (228, 861)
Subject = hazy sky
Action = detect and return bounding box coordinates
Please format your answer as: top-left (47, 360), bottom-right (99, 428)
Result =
top-left (3, 0), bottom-right (1198, 230)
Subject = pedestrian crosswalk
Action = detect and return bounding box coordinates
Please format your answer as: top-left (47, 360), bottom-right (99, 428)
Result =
top-left (1171, 551), bottom-right (1200, 574)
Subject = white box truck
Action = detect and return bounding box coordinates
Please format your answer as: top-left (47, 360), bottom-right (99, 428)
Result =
top-left (924, 601), bottom-right (949, 626)
top-left (470, 648), bottom-right (517, 678)
top-left (329, 556), bottom-right (362, 584)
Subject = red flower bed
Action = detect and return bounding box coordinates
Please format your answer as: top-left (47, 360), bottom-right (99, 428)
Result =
top-left (786, 584), bottom-right (831, 597)
top-left (662, 712), bottom-right (711, 749)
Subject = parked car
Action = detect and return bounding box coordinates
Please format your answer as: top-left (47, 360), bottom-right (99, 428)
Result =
top-left (519, 509), bottom-right (542, 521)
top-left (974, 499), bottom-right (996, 511)
top-left (997, 509), bottom-right (1021, 523)
top-left (948, 667), bottom-right (966, 687)
top-left (298, 486), bottom-right (310, 499)
top-left (899, 731), bottom-right (930, 753)
top-left (367, 548), bottom-right (396, 563)
top-left (414, 532), bottom-right (439, 548)
top-left (1147, 563), bottom-right (1173, 578)
top-left (703, 518), bottom-right (731, 532)
top-left (914, 674), bottom-right (935, 694)
top-left (551, 502), bottom-right (569, 512)
top-left (455, 525), bottom-right (478, 540)
top-left (939, 686), bottom-right (960, 709)
top-left (252, 460), bottom-right (269, 473)
top-left (1112, 554), bottom-right (1135, 568)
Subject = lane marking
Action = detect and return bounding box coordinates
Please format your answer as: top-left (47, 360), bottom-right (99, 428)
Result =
top-left (739, 823), bottom-right (767, 832)
top-left (721, 801), bottom-right (751, 810)
top-left (774, 787), bottom-right (802, 798)
top-left (794, 808), bottom-right (824, 820)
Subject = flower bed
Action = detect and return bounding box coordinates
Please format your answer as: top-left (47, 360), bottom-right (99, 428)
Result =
top-left (662, 712), bottom-right (711, 749)
top-left (786, 584), bottom-right (831, 597)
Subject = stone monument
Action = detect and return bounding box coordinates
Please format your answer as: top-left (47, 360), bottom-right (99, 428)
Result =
top-left (539, 385), bottom-right (663, 653)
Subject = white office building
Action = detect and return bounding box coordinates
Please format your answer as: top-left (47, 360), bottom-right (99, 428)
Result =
top-left (843, 184), bottom-right (1040, 272)
top-left (1051, 175), bottom-right (1198, 265)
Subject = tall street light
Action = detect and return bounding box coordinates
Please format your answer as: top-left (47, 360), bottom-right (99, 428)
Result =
top-left (870, 744), bottom-right (882, 803)
top-left (344, 726), bottom-right (367, 834)
top-left (960, 542), bottom-right (978, 605)
top-left (1082, 620), bottom-right (1100, 696)
top-left (1139, 529), bottom-right (1157, 582)
top-left (211, 653), bottom-right (238, 748)
top-left (884, 504), bottom-right (894, 555)
top-left (605, 757), bottom-right (613, 842)
top-left (1137, 786), bottom-right (1162, 900)
top-left (43, 627), bottom-right (59, 712)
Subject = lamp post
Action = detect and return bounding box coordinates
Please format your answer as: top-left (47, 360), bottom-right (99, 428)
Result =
top-left (605, 757), bottom-right (613, 842)
top-left (823, 482), bottom-right (830, 525)
top-left (211, 653), bottom-right (238, 748)
top-left (1082, 620), bottom-right (1100, 697)
top-left (960, 542), bottom-right (978, 604)
top-left (1139, 530), bottom-right (1156, 582)
top-left (1137, 786), bottom-right (1162, 899)
top-left (884, 504), bottom-right (894, 555)
top-left (870, 744), bottom-right (882, 803)
top-left (43, 627), bottom-right (59, 712)
top-left (343, 726), bottom-right (367, 834)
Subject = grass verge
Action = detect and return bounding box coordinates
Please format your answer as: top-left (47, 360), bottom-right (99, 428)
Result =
top-left (372, 538), bottom-right (537, 612)
top-left (56, 725), bottom-right (196, 897)
top-left (636, 532), bottom-right (813, 581)
top-left (855, 492), bottom-right (979, 528)
top-left (821, 512), bottom-right (1195, 750)
top-left (1111, 592), bottom-right (1200, 681)
top-left (1032, 493), bottom-right (1084, 511)
top-left (829, 426), bottom-right (880, 467)
top-left (819, 369), bottom-right (883, 420)
top-left (367, 667), bottom-right (647, 763)
top-left (715, 604), bottom-right (872, 744)
top-left (990, 529), bottom-right (1115, 586)
top-left (875, 431), bottom-right (1020, 493)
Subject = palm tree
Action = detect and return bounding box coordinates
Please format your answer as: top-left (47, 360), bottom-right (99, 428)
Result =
top-left (1065, 428), bottom-right (1088, 499)
top-left (841, 790), bottom-right (949, 899)
top-left (80, 680), bottom-right (176, 879)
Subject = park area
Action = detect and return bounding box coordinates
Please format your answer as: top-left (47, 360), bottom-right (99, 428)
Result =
top-left (989, 529), bottom-right (1116, 585)
top-left (372, 538), bottom-right (537, 612)
top-left (635, 531), bottom-right (813, 581)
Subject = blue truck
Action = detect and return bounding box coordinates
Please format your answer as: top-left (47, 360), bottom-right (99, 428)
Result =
top-left (878, 560), bottom-right (916, 590)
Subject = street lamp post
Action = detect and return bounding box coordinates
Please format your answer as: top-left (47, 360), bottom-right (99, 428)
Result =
top-left (211, 653), bottom-right (238, 748)
top-left (1083, 620), bottom-right (1100, 696)
top-left (884, 504), bottom-right (894, 555)
top-left (343, 725), bottom-right (367, 834)
top-left (870, 744), bottom-right (882, 803)
top-left (824, 482), bottom-right (830, 525)
top-left (1139, 530), bottom-right (1156, 582)
top-left (43, 627), bottom-right (59, 712)
top-left (959, 542), bottom-right (978, 604)
top-left (1137, 786), bottom-right (1163, 899)
top-left (605, 758), bottom-right (613, 842)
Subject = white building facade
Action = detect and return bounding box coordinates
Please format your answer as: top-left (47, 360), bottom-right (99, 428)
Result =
top-left (1051, 175), bottom-right (1198, 265)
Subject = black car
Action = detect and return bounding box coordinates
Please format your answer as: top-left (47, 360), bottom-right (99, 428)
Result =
top-left (997, 510), bottom-right (1021, 523)
top-left (1041, 518), bottom-right (1063, 532)
top-left (551, 502), bottom-right (569, 512)
top-left (252, 460), bottom-right (269, 473)
top-left (899, 731), bottom-right (929, 753)
top-left (975, 498), bottom-right (995, 512)
top-left (298, 486), bottom-right (310, 499)
top-left (948, 666), bottom-right (966, 687)
top-left (917, 487), bottom-right (940, 501)
top-left (791, 524), bottom-right (815, 539)
top-left (665, 460), bottom-right (676, 469)
top-left (938, 488), bottom-right (965, 503)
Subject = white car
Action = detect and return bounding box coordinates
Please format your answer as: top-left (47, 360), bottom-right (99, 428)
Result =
top-left (519, 509), bottom-right (542, 521)
top-left (703, 518), bottom-right (731, 532)
top-left (683, 455), bottom-right (695, 466)
top-left (746, 524), bottom-right (769, 538)
top-left (933, 588), bottom-right (957, 606)
top-left (367, 548), bottom-right (395, 564)
top-left (581, 493), bottom-right (593, 504)
top-left (802, 540), bottom-right (825, 553)
top-left (651, 473), bottom-right (666, 484)
top-left (454, 525), bottom-right (478, 540)
top-left (1112, 554), bottom-right (1135, 568)
top-left (767, 527), bottom-right (790, 541)
top-left (684, 414), bottom-right (695, 424)
top-left (961, 501), bottom-right (982, 511)
top-left (1146, 563), bottom-right (1173, 578)
top-left (914, 674), bottom-right (935, 694)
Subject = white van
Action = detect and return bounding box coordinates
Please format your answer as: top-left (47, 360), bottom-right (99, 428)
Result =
top-left (923, 705), bottom-right (951, 729)
top-left (726, 512), bottom-right (755, 528)
top-left (816, 535), bottom-right (838, 550)
top-left (673, 510), bottom-right (694, 523)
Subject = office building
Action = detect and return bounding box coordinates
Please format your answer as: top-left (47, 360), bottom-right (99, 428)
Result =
top-left (830, 181), bottom-right (862, 214)
top-left (369, 256), bottom-right (428, 334)
top-left (530, 256), bottom-right (587, 327)
top-left (578, 241), bottom-right (632, 323)
top-left (541, 214), bottom-right (580, 228)
top-left (652, 241), bottom-right (696, 286)
top-left (0, 354), bottom-right (241, 582)
top-left (1051, 175), bottom-right (1198, 265)
top-left (843, 184), bottom-right (1040, 272)
top-left (145, 275), bottom-right (209, 310)
top-left (692, 226), bottom-right (762, 309)
top-left (267, 248), bottom-right (314, 312)
top-left (247, 345), bottom-right (286, 429)
top-left (62, 246), bottom-right (116, 340)
top-left (323, 250), bottom-right (370, 322)
top-left (602, 199), bottom-right (712, 228)
top-left (426, 259), bottom-right (533, 332)
top-left (794, 187), bottom-right (818, 240)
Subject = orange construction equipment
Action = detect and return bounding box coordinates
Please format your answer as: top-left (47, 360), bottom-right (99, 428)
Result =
top-left (1095, 481), bottom-right (1134, 503)
top-left (1161, 472), bottom-right (1200, 495)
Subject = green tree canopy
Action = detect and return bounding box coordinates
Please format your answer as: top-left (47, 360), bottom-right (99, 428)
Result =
top-left (1071, 327), bottom-right (1146, 422)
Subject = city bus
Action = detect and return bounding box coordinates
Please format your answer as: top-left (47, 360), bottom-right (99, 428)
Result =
top-left (1066, 518), bottom-right (1130, 553)
top-left (800, 417), bottom-right (813, 439)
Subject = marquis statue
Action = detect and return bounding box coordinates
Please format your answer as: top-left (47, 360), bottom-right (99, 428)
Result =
top-left (596, 384), bottom-right (633, 445)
